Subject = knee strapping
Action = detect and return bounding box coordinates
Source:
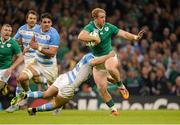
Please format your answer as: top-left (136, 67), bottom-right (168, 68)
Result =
top-left (22, 69), bottom-right (33, 80)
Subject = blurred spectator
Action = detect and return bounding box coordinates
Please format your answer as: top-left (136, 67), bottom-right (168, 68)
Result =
top-left (171, 76), bottom-right (180, 96)
top-left (124, 68), bottom-right (140, 95)
top-left (77, 83), bottom-right (96, 97)
top-left (155, 64), bottom-right (172, 95)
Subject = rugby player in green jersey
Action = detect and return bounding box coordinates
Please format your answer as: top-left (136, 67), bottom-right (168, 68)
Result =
top-left (78, 8), bottom-right (145, 115)
top-left (0, 24), bottom-right (22, 96)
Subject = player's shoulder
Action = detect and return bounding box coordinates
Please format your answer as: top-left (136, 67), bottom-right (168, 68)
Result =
top-left (83, 21), bottom-right (94, 32)
top-left (50, 27), bottom-right (58, 32)
top-left (33, 24), bottom-right (40, 29)
top-left (18, 24), bottom-right (27, 30)
top-left (49, 27), bottom-right (59, 36)
top-left (85, 21), bottom-right (94, 27)
top-left (105, 22), bottom-right (119, 30)
top-left (33, 24), bottom-right (41, 31)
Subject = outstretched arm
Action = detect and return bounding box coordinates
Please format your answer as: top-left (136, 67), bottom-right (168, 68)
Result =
top-left (89, 51), bottom-right (115, 66)
top-left (117, 29), bottom-right (145, 41)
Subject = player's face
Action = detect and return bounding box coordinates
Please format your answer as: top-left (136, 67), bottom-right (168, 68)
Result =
top-left (41, 18), bottom-right (52, 32)
top-left (26, 14), bottom-right (37, 28)
top-left (95, 12), bottom-right (106, 27)
top-left (1, 26), bottom-right (12, 40)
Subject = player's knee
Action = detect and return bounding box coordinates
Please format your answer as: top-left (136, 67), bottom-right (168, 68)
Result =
top-left (106, 63), bottom-right (117, 72)
top-left (105, 59), bottom-right (119, 71)
top-left (19, 68), bottom-right (34, 81)
top-left (97, 81), bottom-right (107, 89)
top-left (18, 73), bottom-right (29, 82)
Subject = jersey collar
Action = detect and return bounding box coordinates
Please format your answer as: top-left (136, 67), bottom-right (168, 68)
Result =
top-left (0, 37), bottom-right (11, 44)
top-left (26, 24), bottom-right (36, 30)
top-left (93, 21), bottom-right (104, 31)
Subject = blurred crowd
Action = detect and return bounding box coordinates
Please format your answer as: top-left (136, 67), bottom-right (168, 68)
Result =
top-left (0, 0), bottom-right (180, 98)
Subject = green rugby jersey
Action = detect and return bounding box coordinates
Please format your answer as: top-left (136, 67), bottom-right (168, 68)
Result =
top-left (83, 21), bottom-right (119, 56)
top-left (0, 37), bottom-right (21, 69)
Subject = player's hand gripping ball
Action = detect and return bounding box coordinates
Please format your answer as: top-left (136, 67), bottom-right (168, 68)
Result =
top-left (86, 31), bottom-right (99, 47)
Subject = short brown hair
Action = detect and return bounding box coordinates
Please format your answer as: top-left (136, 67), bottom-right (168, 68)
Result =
top-left (41, 13), bottom-right (52, 21)
top-left (26, 10), bottom-right (38, 19)
top-left (91, 8), bottom-right (106, 18)
top-left (2, 24), bottom-right (12, 28)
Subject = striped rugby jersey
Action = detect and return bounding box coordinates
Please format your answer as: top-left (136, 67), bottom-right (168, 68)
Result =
top-left (13, 24), bottom-right (40, 58)
top-left (34, 26), bottom-right (60, 66)
top-left (66, 53), bottom-right (94, 87)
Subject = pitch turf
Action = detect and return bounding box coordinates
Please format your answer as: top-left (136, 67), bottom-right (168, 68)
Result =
top-left (0, 110), bottom-right (180, 124)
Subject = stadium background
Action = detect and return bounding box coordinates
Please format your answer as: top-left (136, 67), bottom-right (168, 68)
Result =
top-left (0, 0), bottom-right (180, 112)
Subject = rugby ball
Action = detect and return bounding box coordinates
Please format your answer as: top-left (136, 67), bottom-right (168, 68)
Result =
top-left (86, 31), bottom-right (99, 47)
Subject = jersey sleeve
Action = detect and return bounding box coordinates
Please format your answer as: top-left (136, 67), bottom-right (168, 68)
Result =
top-left (49, 29), bottom-right (60, 47)
top-left (12, 40), bottom-right (21, 55)
top-left (109, 23), bottom-right (119, 35)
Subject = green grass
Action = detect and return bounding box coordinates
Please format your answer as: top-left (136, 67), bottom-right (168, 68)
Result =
top-left (0, 110), bottom-right (180, 124)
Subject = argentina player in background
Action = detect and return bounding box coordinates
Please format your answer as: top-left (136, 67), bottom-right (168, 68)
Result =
top-left (6, 10), bottom-right (40, 112)
top-left (10, 13), bottom-right (60, 113)
top-left (11, 52), bottom-right (115, 115)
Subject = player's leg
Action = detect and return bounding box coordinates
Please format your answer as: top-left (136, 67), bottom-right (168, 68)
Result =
top-left (0, 69), bottom-right (11, 95)
top-left (18, 65), bottom-right (39, 92)
top-left (14, 62), bottom-right (25, 97)
top-left (11, 85), bottom-right (58, 105)
top-left (93, 67), bottom-right (119, 116)
top-left (0, 69), bottom-right (19, 113)
top-left (105, 57), bottom-right (129, 99)
top-left (27, 96), bottom-right (69, 115)
top-left (0, 72), bottom-right (19, 113)
top-left (105, 56), bottom-right (121, 83)
top-left (6, 64), bottom-right (41, 112)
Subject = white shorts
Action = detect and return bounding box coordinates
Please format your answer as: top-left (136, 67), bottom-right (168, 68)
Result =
top-left (53, 74), bottom-right (74, 99)
top-left (0, 69), bottom-right (11, 83)
top-left (24, 55), bottom-right (36, 66)
top-left (29, 60), bottom-right (58, 84)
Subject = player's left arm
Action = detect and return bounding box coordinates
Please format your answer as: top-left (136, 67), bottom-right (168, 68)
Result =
top-left (117, 29), bottom-right (145, 41)
top-left (90, 51), bottom-right (115, 66)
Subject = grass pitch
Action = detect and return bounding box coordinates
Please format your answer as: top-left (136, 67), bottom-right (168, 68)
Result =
top-left (0, 110), bottom-right (180, 124)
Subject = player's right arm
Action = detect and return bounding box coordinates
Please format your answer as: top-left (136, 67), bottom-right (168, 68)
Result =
top-left (89, 51), bottom-right (115, 66)
top-left (78, 30), bottom-right (100, 44)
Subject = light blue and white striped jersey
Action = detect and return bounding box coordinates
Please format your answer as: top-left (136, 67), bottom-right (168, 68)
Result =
top-left (34, 26), bottom-right (60, 66)
top-left (66, 53), bottom-right (95, 87)
top-left (13, 24), bottom-right (40, 58)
